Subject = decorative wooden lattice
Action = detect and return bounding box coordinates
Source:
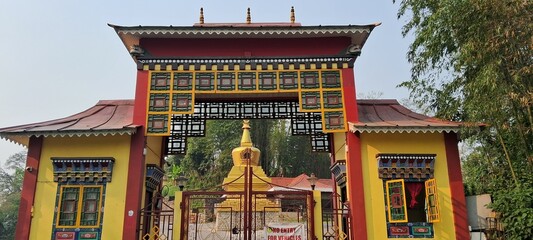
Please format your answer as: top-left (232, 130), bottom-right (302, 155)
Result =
top-left (166, 101), bottom-right (331, 155)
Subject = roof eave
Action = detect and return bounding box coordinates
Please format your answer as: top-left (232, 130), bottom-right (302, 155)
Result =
top-left (0, 127), bottom-right (139, 146)
top-left (109, 23), bottom-right (379, 61)
top-left (349, 125), bottom-right (463, 134)
top-left (109, 23), bottom-right (379, 32)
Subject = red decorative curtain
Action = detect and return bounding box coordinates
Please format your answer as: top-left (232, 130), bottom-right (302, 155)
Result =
top-left (406, 182), bottom-right (424, 208)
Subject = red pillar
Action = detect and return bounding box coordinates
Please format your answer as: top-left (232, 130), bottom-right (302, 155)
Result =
top-left (122, 131), bottom-right (146, 239)
top-left (341, 68), bottom-right (368, 239)
top-left (444, 132), bottom-right (470, 240)
top-left (15, 136), bottom-right (43, 240)
top-left (122, 70), bottom-right (149, 239)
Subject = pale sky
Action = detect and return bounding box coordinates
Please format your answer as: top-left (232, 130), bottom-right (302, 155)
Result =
top-left (0, 1), bottom-right (413, 165)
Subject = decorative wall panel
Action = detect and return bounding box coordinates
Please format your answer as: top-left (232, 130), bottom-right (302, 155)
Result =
top-left (146, 67), bottom-right (347, 135)
top-left (377, 154), bottom-right (436, 180)
top-left (51, 158), bottom-right (115, 183)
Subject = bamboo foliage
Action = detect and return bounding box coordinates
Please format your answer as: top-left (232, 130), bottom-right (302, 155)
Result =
top-left (394, 0), bottom-right (532, 238)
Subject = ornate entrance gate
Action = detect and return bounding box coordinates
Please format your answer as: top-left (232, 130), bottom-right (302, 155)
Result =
top-left (108, 21), bottom-right (378, 240)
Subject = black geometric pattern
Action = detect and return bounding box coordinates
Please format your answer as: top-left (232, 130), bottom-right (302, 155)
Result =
top-left (166, 101), bottom-right (330, 154)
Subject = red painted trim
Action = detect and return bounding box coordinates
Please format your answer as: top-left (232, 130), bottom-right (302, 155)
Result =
top-left (341, 68), bottom-right (367, 240)
top-left (133, 70), bottom-right (149, 125)
top-left (444, 133), bottom-right (470, 240)
top-left (345, 132), bottom-right (368, 240)
top-left (15, 136), bottom-right (43, 240)
top-left (342, 69), bottom-right (359, 121)
top-left (122, 130), bottom-right (146, 239)
top-left (122, 70), bottom-right (149, 239)
top-left (140, 37), bottom-right (351, 57)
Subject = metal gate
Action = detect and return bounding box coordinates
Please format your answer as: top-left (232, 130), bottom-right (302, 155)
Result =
top-left (180, 164), bottom-right (315, 240)
top-left (180, 190), bottom-right (313, 240)
top-left (322, 194), bottom-right (350, 240)
top-left (139, 185), bottom-right (346, 240)
top-left (139, 193), bottom-right (175, 240)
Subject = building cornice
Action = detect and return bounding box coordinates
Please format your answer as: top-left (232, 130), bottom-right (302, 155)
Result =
top-left (349, 126), bottom-right (462, 134)
top-left (109, 24), bottom-right (377, 40)
top-left (136, 56), bottom-right (356, 70)
top-left (0, 129), bottom-right (137, 147)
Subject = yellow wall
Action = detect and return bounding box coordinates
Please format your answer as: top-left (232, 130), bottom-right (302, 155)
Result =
top-left (173, 192), bottom-right (183, 240)
top-left (332, 132), bottom-right (346, 161)
top-left (29, 135), bottom-right (131, 240)
top-left (141, 136), bottom-right (164, 208)
top-left (360, 132), bottom-right (456, 240)
top-left (145, 136), bottom-right (163, 166)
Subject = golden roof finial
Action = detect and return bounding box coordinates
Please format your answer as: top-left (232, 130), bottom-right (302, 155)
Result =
top-left (199, 8), bottom-right (204, 24)
top-left (240, 120), bottom-right (252, 147)
top-left (243, 120), bottom-right (251, 129)
top-left (290, 6), bottom-right (295, 23)
top-left (246, 8), bottom-right (251, 24)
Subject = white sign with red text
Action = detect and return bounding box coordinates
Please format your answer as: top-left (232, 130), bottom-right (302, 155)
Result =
top-left (265, 223), bottom-right (306, 240)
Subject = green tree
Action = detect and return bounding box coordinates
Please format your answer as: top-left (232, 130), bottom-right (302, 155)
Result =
top-left (251, 119), bottom-right (273, 173)
top-left (394, 0), bottom-right (532, 238)
top-left (267, 120), bottom-right (331, 178)
top-left (170, 119), bottom-right (332, 189)
top-left (268, 119), bottom-right (290, 176)
top-left (0, 151), bottom-right (27, 240)
top-left (170, 120), bottom-right (241, 190)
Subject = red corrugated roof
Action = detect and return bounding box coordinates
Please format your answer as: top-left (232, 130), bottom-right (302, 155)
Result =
top-left (270, 177), bottom-right (294, 187)
top-left (0, 100), bottom-right (138, 146)
top-left (271, 174), bottom-right (334, 192)
top-left (350, 99), bottom-right (482, 133)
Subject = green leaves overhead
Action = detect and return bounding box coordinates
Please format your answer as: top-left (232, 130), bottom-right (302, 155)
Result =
top-left (395, 0), bottom-right (532, 238)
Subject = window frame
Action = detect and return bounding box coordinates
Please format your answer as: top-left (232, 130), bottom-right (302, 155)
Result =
top-left (384, 178), bottom-right (441, 223)
top-left (385, 179), bottom-right (409, 223)
top-left (425, 178), bottom-right (440, 223)
top-left (56, 185), bottom-right (103, 228)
